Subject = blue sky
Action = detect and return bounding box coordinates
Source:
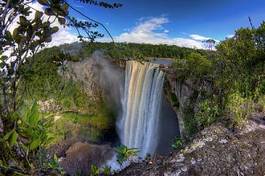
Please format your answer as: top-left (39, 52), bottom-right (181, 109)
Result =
top-left (53, 0), bottom-right (265, 48)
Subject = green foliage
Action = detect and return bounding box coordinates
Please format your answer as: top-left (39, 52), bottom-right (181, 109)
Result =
top-left (2, 128), bottom-right (18, 148)
top-left (74, 42), bottom-right (210, 61)
top-left (115, 145), bottom-right (138, 166)
top-left (33, 149), bottom-right (65, 175)
top-left (214, 21), bottom-right (265, 127)
top-left (216, 22), bottom-right (265, 98)
top-left (0, 102), bottom-right (59, 175)
top-left (178, 21), bottom-right (265, 132)
top-left (102, 166), bottom-right (112, 175)
top-left (226, 92), bottom-right (254, 126)
top-left (89, 165), bottom-right (112, 176)
top-left (183, 109), bottom-right (199, 136)
top-left (48, 154), bottom-right (65, 174)
top-left (171, 137), bottom-right (183, 150)
top-left (173, 52), bottom-right (213, 79)
top-left (17, 102), bottom-right (53, 153)
top-left (195, 98), bottom-right (220, 129)
top-left (90, 165), bottom-right (100, 176)
top-left (1, 102), bottom-right (53, 153)
top-left (170, 93), bottom-right (179, 108)
top-left (18, 47), bottom-right (91, 111)
top-left (51, 104), bottom-right (115, 144)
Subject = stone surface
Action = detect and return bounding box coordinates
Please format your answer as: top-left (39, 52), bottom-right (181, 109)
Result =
top-left (60, 142), bottom-right (114, 176)
top-left (61, 51), bottom-right (124, 112)
top-left (164, 73), bottom-right (212, 137)
top-left (116, 119), bottom-right (265, 176)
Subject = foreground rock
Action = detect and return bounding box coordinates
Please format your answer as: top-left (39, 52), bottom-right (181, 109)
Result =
top-left (116, 116), bottom-right (265, 176)
top-left (60, 142), bottom-right (113, 176)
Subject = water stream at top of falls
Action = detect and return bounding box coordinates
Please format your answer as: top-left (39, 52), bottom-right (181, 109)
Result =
top-left (118, 61), bottom-right (165, 157)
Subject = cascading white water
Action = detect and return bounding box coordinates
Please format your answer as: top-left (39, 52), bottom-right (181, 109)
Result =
top-left (118, 60), bottom-right (165, 157)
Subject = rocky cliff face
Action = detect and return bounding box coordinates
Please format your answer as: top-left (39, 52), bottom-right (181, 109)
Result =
top-left (61, 51), bottom-right (124, 113)
top-left (60, 55), bottom-right (102, 102)
top-left (164, 70), bottom-right (212, 138)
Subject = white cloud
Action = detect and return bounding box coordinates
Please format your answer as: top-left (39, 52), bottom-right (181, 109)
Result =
top-left (47, 28), bottom-right (78, 47)
top-left (114, 17), bottom-right (218, 49)
top-left (115, 17), bottom-right (169, 44)
top-left (226, 34), bottom-right (234, 38)
top-left (190, 34), bottom-right (210, 41)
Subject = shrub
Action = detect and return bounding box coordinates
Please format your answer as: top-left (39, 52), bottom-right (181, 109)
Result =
top-left (226, 92), bottom-right (254, 126)
top-left (195, 98), bottom-right (220, 129)
top-left (183, 108), bottom-right (198, 136)
top-left (171, 137), bottom-right (183, 150)
top-left (115, 145), bottom-right (138, 166)
top-left (173, 52), bottom-right (213, 79)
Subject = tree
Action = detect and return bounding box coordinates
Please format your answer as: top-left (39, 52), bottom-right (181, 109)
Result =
top-left (204, 39), bottom-right (216, 50)
top-left (0, 0), bottom-right (121, 127)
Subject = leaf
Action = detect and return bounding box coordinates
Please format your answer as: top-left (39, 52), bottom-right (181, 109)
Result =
top-left (26, 101), bottom-right (39, 126)
top-left (58, 17), bottom-right (66, 25)
top-left (35, 11), bottom-right (43, 20)
top-left (45, 8), bottom-right (54, 16)
top-left (13, 27), bottom-right (19, 37)
top-left (19, 16), bottom-right (27, 25)
top-left (13, 28), bottom-right (22, 43)
top-left (2, 130), bottom-right (14, 141)
top-left (37, 0), bottom-right (48, 5)
top-left (9, 130), bottom-right (18, 146)
top-left (45, 36), bottom-right (52, 43)
top-left (51, 26), bottom-right (59, 33)
top-left (29, 138), bottom-right (41, 150)
top-left (5, 31), bottom-right (13, 41)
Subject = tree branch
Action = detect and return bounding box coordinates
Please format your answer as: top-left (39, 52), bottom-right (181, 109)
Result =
top-left (64, 1), bottom-right (115, 43)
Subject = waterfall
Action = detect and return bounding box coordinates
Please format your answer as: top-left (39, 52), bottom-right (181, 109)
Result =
top-left (118, 61), bottom-right (165, 157)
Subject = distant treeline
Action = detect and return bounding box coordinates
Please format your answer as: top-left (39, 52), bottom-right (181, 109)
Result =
top-left (59, 42), bottom-right (215, 61)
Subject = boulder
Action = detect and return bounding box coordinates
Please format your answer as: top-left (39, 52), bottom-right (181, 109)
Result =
top-left (60, 142), bottom-right (113, 175)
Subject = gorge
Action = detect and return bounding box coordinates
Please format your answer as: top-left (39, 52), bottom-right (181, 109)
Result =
top-left (64, 51), bottom-right (181, 159)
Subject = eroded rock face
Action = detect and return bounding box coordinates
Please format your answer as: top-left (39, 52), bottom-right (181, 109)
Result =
top-left (60, 142), bottom-right (114, 176)
top-left (116, 119), bottom-right (265, 176)
top-left (164, 72), bottom-right (213, 138)
top-left (61, 55), bottom-right (101, 102)
top-left (61, 51), bottom-right (124, 113)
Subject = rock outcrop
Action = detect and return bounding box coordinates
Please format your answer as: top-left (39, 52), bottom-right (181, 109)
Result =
top-left (60, 142), bottom-right (114, 176)
top-left (61, 51), bottom-right (124, 112)
top-left (164, 71), bottom-right (213, 138)
top-left (60, 55), bottom-right (101, 102)
top-left (116, 114), bottom-right (265, 176)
